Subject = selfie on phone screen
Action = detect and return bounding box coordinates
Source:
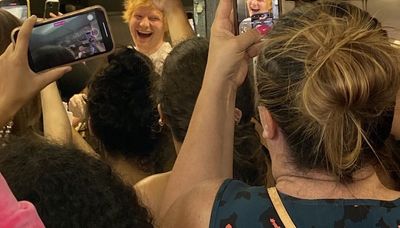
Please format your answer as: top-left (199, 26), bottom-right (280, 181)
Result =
top-left (17, 7), bottom-right (114, 72)
top-left (237, 0), bottom-right (278, 34)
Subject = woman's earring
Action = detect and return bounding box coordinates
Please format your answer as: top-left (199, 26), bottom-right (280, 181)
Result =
top-left (158, 118), bottom-right (165, 127)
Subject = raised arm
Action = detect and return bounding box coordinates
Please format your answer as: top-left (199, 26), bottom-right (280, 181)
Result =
top-left (0, 16), bottom-right (71, 127)
top-left (158, 0), bottom-right (266, 219)
top-left (153, 0), bottom-right (195, 45)
top-left (41, 82), bottom-right (72, 144)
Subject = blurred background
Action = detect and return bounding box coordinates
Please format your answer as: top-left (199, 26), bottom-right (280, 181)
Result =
top-left (26, 0), bottom-right (400, 45)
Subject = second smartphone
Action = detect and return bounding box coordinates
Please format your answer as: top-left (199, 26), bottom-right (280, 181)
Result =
top-left (44, 0), bottom-right (60, 18)
top-left (12, 6), bottom-right (114, 72)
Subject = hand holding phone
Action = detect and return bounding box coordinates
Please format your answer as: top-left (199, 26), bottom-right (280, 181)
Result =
top-left (44, 0), bottom-right (60, 19)
top-left (12, 6), bottom-right (114, 73)
top-left (0, 16), bottom-right (71, 127)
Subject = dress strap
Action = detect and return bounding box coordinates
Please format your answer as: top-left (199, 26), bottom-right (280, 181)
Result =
top-left (267, 187), bottom-right (296, 228)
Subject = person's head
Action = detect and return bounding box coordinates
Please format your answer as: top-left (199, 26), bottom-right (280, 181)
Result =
top-left (123, 0), bottom-right (166, 55)
top-left (87, 47), bottom-right (160, 172)
top-left (294, 0), bottom-right (318, 7)
top-left (0, 9), bottom-right (41, 139)
top-left (0, 137), bottom-right (153, 227)
top-left (0, 9), bottom-right (21, 53)
top-left (56, 63), bottom-right (91, 102)
top-left (246, 0), bottom-right (272, 16)
top-left (158, 37), bottom-right (209, 143)
top-left (256, 2), bottom-right (400, 181)
top-left (32, 45), bottom-right (75, 72)
top-left (159, 37), bottom-right (266, 185)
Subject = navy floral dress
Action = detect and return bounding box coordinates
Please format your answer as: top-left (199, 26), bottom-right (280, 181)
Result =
top-left (210, 179), bottom-right (400, 228)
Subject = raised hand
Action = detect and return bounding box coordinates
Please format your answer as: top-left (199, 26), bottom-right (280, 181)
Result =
top-left (0, 16), bottom-right (71, 127)
top-left (205, 0), bottom-right (268, 88)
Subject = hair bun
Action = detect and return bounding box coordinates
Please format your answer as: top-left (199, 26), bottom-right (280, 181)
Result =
top-left (298, 10), bottom-right (400, 177)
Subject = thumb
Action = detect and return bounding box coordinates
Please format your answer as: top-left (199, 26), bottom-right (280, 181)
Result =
top-left (235, 24), bottom-right (270, 53)
top-left (35, 66), bottom-right (71, 90)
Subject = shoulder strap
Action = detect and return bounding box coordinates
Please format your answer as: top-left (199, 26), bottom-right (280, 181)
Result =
top-left (267, 187), bottom-right (296, 228)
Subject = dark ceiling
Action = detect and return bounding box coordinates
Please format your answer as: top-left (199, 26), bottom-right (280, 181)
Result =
top-left (31, 0), bottom-right (194, 17)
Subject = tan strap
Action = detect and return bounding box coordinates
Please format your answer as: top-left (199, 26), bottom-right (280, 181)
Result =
top-left (267, 187), bottom-right (296, 228)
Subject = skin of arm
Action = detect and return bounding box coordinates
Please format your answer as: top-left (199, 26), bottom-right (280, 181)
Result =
top-left (41, 82), bottom-right (72, 144)
top-left (158, 0), bottom-right (265, 219)
top-left (153, 0), bottom-right (195, 45)
top-left (71, 127), bottom-right (98, 157)
top-left (0, 16), bottom-right (71, 128)
top-left (160, 179), bottom-right (224, 228)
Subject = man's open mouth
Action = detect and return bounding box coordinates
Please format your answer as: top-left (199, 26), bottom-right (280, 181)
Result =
top-left (137, 31), bottom-right (152, 38)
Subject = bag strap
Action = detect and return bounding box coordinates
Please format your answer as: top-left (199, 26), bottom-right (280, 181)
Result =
top-left (267, 187), bottom-right (296, 228)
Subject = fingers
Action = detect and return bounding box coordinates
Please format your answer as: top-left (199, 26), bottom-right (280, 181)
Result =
top-left (247, 41), bottom-right (264, 59)
top-left (15, 15), bottom-right (36, 58)
top-left (235, 26), bottom-right (267, 53)
top-left (3, 43), bottom-right (14, 55)
top-left (35, 66), bottom-right (71, 90)
top-left (50, 12), bottom-right (63, 18)
top-left (215, 0), bottom-right (233, 21)
top-left (234, 108), bottom-right (242, 125)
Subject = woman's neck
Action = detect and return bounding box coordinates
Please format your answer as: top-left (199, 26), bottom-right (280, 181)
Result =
top-left (268, 129), bottom-right (400, 201)
top-left (106, 155), bottom-right (151, 186)
top-left (274, 165), bottom-right (400, 201)
top-left (173, 138), bottom-right (182, 155)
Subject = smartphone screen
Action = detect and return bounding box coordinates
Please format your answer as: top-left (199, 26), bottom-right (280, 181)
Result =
top-left (0, 0), bottom-right (29, 20)
top-left (235, 0), bottom-right (279, 34)
top-left (13, 6), bottom-right (114, 72)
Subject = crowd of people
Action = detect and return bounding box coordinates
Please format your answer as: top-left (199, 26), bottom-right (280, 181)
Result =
top-left (0, 0), bottom-right (399, 227)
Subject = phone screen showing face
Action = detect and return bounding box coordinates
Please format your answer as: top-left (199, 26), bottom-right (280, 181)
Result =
top-left (235, 0), bottom-right (279, 34)
top-left (16, 7), bottom-right (114, 72)
top-left (0, 1), bottom-right (28, 20)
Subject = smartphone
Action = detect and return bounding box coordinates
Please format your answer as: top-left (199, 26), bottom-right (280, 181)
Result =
top-left (12, 6), bottom-right (114, 73)
top-left (251, 12), bottom-right (273, 30)
top-left (235, 0), bottom-right (280, 34)
top-left (44, 0), bottom-right (60, 19)
top-left (0, 0), bottom-right (31, 20)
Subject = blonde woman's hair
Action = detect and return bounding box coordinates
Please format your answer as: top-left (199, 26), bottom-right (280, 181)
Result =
top-left (257, 1), bottom-right (400, 181)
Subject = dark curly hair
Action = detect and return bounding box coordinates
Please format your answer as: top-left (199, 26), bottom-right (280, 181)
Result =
top-left (87, 47), bottom-right (161, 172)
top-left (0, 137), bottom-right (153, 228)
top-left (157, 37), bottom-right (267, 185)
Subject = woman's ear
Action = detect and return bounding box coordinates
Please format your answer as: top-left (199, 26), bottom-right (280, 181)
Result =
top-left (257, 106), bottom-right (277, 139)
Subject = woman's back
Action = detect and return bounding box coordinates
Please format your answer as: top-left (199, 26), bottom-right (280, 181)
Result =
top-left (211, 180), bottom-right (400, 227)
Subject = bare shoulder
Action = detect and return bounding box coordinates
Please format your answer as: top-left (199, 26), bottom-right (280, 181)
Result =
top-left (135, 172), bottom-right (172, 218)
top-left (135, 171), bottom-right (171, 194)
top-left (160, 178), bottom-right (226, 228)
